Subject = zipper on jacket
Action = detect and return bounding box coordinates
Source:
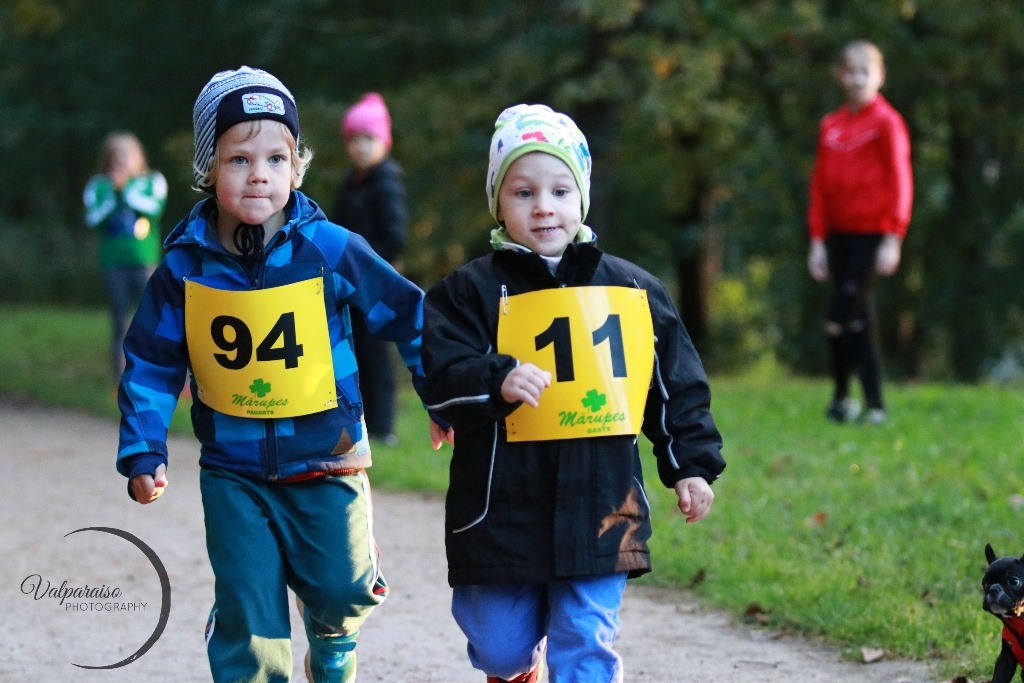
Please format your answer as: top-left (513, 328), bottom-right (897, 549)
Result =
top-left (251, 259), bottom-right (264, 289)
top-left (254, 230), bottom-right (290, 478)
top-left (262, 420), bottom-right (277, 479)
top-left (225, 230), bottom-right (283, 477)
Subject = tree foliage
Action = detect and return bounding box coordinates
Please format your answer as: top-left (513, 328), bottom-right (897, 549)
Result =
top-left (3, 0), bottom-right (1024, 380)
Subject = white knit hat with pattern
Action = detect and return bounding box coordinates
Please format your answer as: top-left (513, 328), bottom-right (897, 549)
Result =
top-left (486, 104), bottom-right (592, 223)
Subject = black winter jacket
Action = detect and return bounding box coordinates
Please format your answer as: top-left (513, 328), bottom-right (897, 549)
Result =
top-left (332, 156), bottom-right (407, 264)
top-left (421, 243), bottom-right (725, 585)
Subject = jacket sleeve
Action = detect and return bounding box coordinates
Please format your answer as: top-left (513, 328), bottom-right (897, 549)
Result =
top-left (640, 278), bottom-right (725, 489)
top-left (880, 110), bottom-right (913, 237)
top-left (83, 175), bottom-right (117, 227)
top-left (115, 260), bottom-right (189, 479)
top-left (122, 171), bottom-right (169, 221)
top-left (334, 229), bottom-right (424, 377)
top-left (419, 269), bottom-right (520, 430)
top-left (370, 161), bottom-right (408, 264)
top-left (806, 117), bottom-right (830, 241)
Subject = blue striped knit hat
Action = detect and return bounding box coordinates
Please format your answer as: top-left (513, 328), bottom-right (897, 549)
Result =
top-left (192, 66), bottom-right (300, 186)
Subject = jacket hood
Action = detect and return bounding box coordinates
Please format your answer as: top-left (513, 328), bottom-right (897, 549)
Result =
top-left (489, 223), bottom-right (596, 254)
top-left (163, 190), bottom-right (326, 250)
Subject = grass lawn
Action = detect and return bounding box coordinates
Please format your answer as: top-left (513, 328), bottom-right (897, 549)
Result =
top-left (2, 304), bottom-right (1020, 679)
top-left (641, 376), bottom-right (1024, 679)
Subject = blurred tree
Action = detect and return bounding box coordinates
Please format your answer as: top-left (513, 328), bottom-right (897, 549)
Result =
top-left (4, 0), bottom-right (1024, 380)
top-left (894, 2), bottom-right (1024, 379)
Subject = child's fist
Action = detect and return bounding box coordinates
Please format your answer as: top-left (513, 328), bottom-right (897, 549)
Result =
top-left (875, 234), bottom-right (902, 276)
top-left (675, 477), bottom-right (714, 524)
top-left (500, 363), bottom-right (552, 408)
top-left (808, 240), bottom-right (829, 281)
top-left (130, 464), bottom-right (168, 505)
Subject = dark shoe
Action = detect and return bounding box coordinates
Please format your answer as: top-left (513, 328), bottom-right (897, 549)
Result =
top-left (825, 398), bottom-right (861, 423)
top-left (370, 432), bottom-right (399, 447)
top-left (486, 660), bottom-right (543, 683)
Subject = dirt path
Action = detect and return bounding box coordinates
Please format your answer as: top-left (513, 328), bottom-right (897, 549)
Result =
top-left (0, 401), bottom-right (939, 682)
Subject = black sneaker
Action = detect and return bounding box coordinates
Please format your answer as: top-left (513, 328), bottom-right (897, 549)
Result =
top-left (825, 398), bottom-right (861, 423)
top-left (370, 432), bottom-right (399, 447)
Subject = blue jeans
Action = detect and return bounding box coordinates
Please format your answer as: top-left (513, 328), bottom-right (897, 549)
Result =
top-left (102, 266), bottom-right (154, 377)
top-left (200, 468), bottom-right (388, 683)
top-left (452, 573), bottom-right (627, 682)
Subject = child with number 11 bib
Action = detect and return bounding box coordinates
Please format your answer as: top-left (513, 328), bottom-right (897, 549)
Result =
top-left (419, 104), bottom-right (726, 682)
top-left (115, 66), bottom-right (440, 682)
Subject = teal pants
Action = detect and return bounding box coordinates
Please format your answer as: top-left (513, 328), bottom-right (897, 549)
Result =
top-left (200, 468), bottom-right (388, 682)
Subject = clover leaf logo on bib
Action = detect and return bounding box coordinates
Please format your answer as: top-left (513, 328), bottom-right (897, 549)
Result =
top-left (581, 389), bottom-right (607, 412)
top-left (249, 378), bottom-right (271, 397)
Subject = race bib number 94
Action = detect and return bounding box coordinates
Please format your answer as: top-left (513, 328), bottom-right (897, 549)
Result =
top-left (497, 286), bottom-right (654, 442)
top-left (185, 278), bottom-right (337, 418)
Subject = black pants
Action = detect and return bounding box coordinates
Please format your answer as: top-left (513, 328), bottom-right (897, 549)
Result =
top-left (825, 233), bottom-right (885, 410)
top-left (351, 313), bottom-right (397, 435)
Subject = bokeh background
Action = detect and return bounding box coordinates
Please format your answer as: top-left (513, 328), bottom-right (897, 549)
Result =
top-left (4, 0), bottom-right (1024, 383)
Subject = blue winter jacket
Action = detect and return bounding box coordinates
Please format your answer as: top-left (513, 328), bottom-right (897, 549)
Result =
top-left (116, 190), bottom-right (425, 482)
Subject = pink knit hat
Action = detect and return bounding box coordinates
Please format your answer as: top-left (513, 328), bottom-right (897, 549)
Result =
top-left (341, 93), bottom-right (392, 149)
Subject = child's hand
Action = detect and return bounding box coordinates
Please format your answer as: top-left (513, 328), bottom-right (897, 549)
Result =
top-left (130, 464), bottom-right (168, 505)
top-left (500, 363), bottom-right (552, 408)
top-left (874, 234), bottom-right (902, 276)
top-left (430, 419), bottom-right (455, 450)
top-left (807, 239), bottom-right (829, 281)
top-left (674, 476), bottom-right (714, 524)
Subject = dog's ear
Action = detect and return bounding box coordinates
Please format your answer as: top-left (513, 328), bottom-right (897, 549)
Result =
top-left (986, 543), bottom-right (997, 564)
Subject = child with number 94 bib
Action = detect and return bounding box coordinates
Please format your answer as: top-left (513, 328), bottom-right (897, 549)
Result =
top-left (115, 66), bottom-right (442, 682)
top-left (419, 104), bottom-right (726, 683)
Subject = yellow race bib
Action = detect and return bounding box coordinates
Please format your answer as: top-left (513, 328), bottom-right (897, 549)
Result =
top-left (185, 278), bottom-right (336, 418)
top-left (497, 286), bottom-right (654, 442)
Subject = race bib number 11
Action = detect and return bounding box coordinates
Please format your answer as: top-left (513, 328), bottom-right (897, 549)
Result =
top-left (497, 286), bottom-right (655, 442)
top-left (185, 278), bottom-right (337, 418)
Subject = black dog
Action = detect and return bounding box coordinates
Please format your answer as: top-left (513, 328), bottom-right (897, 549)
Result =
top-left (983, 543), bottom-right (1024, 683)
